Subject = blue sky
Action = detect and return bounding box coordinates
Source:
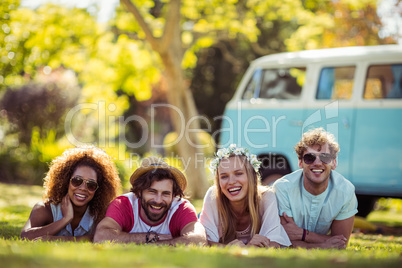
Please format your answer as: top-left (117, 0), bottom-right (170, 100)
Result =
top-left (21, 0), bottom-right (119, 23)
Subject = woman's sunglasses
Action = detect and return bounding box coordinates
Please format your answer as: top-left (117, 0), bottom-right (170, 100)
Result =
top-left (302, 153), bottom-right (334, 165)
top-left (70, 176), bottom-right (99, 192)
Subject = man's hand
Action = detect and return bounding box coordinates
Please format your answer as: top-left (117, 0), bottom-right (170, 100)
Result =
top-left (247, 234), bottom-right (270, 248)
top-left (281, 212), bottom-right (303, 241)
top-left (157, 234), bottom-right (173, 241)
top-left (321, 235), bottom-right (347, 249)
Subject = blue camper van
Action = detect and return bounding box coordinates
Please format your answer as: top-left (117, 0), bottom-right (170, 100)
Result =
top-left (219, 45), bottom-right (402, 216)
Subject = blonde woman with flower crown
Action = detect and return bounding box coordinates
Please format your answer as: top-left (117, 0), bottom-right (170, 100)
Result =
top-left (199, 144), bottom-right (291, 247)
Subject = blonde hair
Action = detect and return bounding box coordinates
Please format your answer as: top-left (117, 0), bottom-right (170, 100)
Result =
top-left (214, 154), bottom-right (262, 244)
top-left (295, 127), bottom-right (340, 159)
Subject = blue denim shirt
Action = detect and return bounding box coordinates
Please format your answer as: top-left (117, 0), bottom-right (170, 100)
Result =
top-left (50, 203), bottom-right (94, 236)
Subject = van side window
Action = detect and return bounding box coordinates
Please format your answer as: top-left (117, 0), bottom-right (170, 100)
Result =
top-left (243, 67), bottom-right (305, 100)
top-left (316, 66), bottom-right (355, 100)
top-left (364, 64), bottom-right (402, 99)
top-left (242, 68), bottom-right (262, 99)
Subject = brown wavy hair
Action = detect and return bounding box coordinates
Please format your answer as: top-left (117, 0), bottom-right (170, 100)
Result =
top-left (131, 169), bottom-right (184, 199)
top-left (43, 146), bottom-right (121, 225)
top-left (295, 127), bottom-right (340, 159)
top-left (214, 154), bottom-right (262, 244)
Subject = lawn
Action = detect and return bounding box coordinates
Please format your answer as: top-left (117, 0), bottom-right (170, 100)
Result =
top-left (1, 182), bottom-right (402, 268)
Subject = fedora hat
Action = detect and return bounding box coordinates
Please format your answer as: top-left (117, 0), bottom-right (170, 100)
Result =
top-left (129, 156), bottom-right (187, 191)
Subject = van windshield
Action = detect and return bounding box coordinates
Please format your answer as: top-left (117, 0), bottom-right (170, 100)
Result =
top-left (242, 67), bottom-right (305, 100)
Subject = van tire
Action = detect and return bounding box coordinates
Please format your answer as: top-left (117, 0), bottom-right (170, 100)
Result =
top-left (356, 195), bottom-right (378, 218)
top-left (261, 173), bottom-right (286, 186)
top-left (259, 154), bottom-right (291, 186)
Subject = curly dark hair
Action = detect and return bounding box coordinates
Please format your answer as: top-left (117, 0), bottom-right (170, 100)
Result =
top-left (130, 169), bottom-right (184, 199)
top-left (43, 146), bottom-right (121, 225)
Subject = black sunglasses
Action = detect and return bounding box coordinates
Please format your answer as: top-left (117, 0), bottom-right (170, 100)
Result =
top-left (70, 176), bottom-right (99, 192)
top-left (302, 153), bottom-right (334, 165)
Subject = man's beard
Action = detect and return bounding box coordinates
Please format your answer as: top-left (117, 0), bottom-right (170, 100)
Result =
top-left (140, 197), bottom-right (172, 223)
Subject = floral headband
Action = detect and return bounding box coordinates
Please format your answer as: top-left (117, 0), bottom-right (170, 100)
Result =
top-left (209, 144), bottom-right (262, 173)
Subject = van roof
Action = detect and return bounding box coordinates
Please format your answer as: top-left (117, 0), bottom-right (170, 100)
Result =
top-left (252, 45), bottom-right (402, 66)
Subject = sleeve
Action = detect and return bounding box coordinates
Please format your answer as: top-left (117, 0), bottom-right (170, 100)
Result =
top-left (272, 179), bottom-right (293, 218)
top-left (169, 201), bottom-right (198, 237)
top-left (199, 186), bottom-right (220, 243)
top-left (259, 189), bottom-right (292, 247)
top-left (335, 185), bottom-right (358, 221)
top-left (105, 196), bottom-right (134, 232)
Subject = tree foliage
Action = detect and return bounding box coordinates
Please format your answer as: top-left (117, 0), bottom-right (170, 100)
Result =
top-left (0, 80), bottom-right (79, 145)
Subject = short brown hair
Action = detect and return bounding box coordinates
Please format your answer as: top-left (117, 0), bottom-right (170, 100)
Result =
top-left (294, 128), bottom-right (340, 159)
top-left (130, 169), bottom-right (184, 199)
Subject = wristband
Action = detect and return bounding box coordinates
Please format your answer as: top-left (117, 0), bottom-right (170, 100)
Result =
top-left (302, 229), bottom-right (307, 241)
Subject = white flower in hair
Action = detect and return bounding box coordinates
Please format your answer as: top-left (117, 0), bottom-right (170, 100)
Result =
top-left (216, 149), bottom-right (225, 158)
top-left (209, 145), bottom-right (261, 174)
top-left (234, 147), bottom-right (244, 155)
top-left (209, 158), bottom-right (219, 173)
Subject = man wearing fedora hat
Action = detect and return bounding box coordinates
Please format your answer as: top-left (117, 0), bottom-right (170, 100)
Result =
top-left (94, 156), bottom-right (207, 245)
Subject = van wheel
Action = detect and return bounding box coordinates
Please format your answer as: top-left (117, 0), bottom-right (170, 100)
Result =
top-left (259, 153), bottom-right (291, 186)
top-left (356, 195), bottom-right (378, 218)
top-left (258, 153), bottom-right (292, 186)
top-left (261, 173), bottom-right (284, 186)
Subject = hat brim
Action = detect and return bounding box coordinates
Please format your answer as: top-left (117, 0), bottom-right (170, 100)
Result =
top-left (130, 164), bottom-right (187, 192)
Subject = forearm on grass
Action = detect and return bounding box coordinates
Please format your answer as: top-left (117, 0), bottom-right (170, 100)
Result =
top-left (156, 222), bottom-right (207, 246)
top-left (37, 234), bottom-right (93, 242)
top-left (21, 217), bottom-right (71, 241)
top-left (94, 226), bottom-right (149, 244)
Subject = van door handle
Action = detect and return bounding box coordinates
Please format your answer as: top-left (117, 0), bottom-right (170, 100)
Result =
top-left (290, 120), bottom-right (304, 126)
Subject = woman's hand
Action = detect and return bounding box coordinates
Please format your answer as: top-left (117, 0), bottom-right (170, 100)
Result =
top-left (227, 239), bottom-right (246, 247)
top-left (61, 194), bottom-right (74, 224)
top-left (248, 234), bottom-right (270, 248)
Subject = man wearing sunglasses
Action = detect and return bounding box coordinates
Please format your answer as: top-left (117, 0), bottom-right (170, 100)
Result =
top-left (94, 156), bottom-right (207, 246)
top-left (273, 128), bottom-right (358, 249)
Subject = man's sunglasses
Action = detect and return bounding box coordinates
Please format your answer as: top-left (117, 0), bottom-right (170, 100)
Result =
top-left (70, 176), bottom-right (99, 192)
top-left (302, 153), bottom-right (334, 165)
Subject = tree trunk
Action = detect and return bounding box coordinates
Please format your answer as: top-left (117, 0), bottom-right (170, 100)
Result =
top-left (121, 0), bottom-right (209, 198)
top-left (160, 50), bottom-right (209, 199)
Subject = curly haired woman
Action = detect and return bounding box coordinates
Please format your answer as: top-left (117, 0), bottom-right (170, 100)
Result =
top-left (21, 146), bottom-right (121, 241)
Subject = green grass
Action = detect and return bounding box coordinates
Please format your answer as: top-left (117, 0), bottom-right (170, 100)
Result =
top-left (0, 183), bottom-right (43, 239)
top-left (1, 182), bottom-right (402, 267)
top-left (367, 198), bottom-right (402, 227)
